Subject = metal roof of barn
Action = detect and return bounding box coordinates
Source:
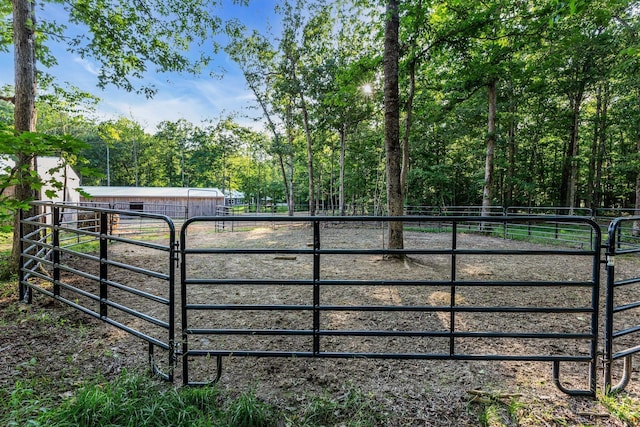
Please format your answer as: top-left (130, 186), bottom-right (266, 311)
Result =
top-left (80, 186), bottom-right (224, 198)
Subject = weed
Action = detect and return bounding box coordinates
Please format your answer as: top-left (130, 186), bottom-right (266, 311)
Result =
top-left (290, 387), bottom-right (385, 426)
top-left (225, 389), bottom-right (276, 427)
top-left (31, 371), bottom-right (246, 426)
top-left (0, 380), bottom-right (51, 426)
top-left (469, 390), bottom-right (521, 427)
top-left (600, 393), bottom-right (640, 426)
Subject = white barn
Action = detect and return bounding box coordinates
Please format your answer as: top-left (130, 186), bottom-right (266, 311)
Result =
top-left (1, 156), bottom-right (81, 204)
top-left (79, 186), bottom-right (225, 218)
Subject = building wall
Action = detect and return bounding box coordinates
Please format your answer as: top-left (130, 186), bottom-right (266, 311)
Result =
top-left (80, 195), bottom-right (223, 218)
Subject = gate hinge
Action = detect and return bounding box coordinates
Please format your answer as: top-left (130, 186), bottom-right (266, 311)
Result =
top-left (606, 255), bottom-right (615, 267)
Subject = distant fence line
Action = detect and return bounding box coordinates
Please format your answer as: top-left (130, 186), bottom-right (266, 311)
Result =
top-left (68, 200), bottom-right (640, 220)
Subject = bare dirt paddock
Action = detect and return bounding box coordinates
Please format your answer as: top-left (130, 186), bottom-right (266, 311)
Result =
top-left (7, 219), bottom-right (640, 426)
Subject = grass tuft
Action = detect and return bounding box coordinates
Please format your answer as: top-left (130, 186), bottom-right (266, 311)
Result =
top-left (600, 393), bottom-right (640, 426)
top-left (225, 389), bottom-right (276, 427)
top-left (36, 371), bottom-right (225, 426)
top-left (0, 371), bottom-right (387, 426)
top-left (288, 387), bottom-right (384, 427)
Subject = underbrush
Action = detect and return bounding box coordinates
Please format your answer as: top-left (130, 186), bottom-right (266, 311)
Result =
top-left (0, 257), bottom-right (16, 301)
top-left (0, 371), bottom-right (384, 427)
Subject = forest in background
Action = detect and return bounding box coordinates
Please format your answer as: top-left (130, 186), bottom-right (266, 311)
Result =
top-left (1, 0), bottom-right (639, 215)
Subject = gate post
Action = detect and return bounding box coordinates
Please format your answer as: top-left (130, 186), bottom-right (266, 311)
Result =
top-left (312, 220), bottom-right (321, 355)
top-left (603, 231), bottom-right (615, 392)
top-left (99, 211), bottom-right (108, 319)
top-left (52, 206), bottom-right (60, 297)
top-left (603, 218), bottom-right (636, 394)
top-left (18, 209), bottom-right (28, 302)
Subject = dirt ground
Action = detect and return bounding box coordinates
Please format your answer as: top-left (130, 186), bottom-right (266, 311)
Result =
top-left (2, 221), bottom-right (640, 426)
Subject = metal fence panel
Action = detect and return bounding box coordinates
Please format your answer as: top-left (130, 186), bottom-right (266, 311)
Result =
top-left (604, 217), bottom-right (640, 392)
top-left (180, 215), bottom-right (601, 395)
top-left (19, 202), bottom-right (177, 381)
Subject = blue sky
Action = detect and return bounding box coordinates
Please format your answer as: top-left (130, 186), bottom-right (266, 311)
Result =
top-left (0, 1), bottom-right (282, 133)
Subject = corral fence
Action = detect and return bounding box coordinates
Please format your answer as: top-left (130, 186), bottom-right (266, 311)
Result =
top-left (17, 202), bottom-right (640, 396)
top-left (604, 217), bottom-right (640, 392)
top-left (19, 202), bottom-right (177, 380)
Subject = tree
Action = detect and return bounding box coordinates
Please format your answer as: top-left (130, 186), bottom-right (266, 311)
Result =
top-left (384, 0), bottom-right (403, 251)
top-left (6, 0), bottom-right (229, 271)
top-left (226, 29), bottom-right (297, 215)
top-left (10, 0), bottom-right (38, 271)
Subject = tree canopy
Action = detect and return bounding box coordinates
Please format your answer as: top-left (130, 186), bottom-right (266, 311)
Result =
top-left (1, 0), bottom-right (639, 224)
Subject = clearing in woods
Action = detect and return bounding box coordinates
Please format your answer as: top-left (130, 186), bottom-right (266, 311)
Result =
top-left (3, 221), bottom-right (640, 425)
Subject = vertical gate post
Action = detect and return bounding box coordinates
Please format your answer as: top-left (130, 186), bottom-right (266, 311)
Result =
top-left (168, 238), bottom-right (177, 379)
top-left (18, 209), bottom-right (27, 302)
top-left (449, 221), bottom-right (457, 356)
top-left (181, 223), bottom-right (189, 386)
top-left (313, 220), bottom-right (321, 355)
top-left (52, 206), bottom-right (60, 297)
top-left (603, 231), bottom-right (615, 392)
top-left (603, 219), bottom-right (635, 394)
top-left (588, 229), bottom-right (600, 396)
top-left (99, 211), bottom-right (108, 319)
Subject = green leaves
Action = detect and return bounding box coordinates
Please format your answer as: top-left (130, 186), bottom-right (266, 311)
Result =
top-left (65, 0), bottom-right (224, 96)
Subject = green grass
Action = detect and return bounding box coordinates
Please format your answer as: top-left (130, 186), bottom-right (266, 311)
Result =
top-left (0, 379), bottom-right (52, 426)
top-left (0, 232), bottom-right (16, 295)
top-left (290, 387), bottom-right (384, 426)
top-left (599, 392), bottom-right (640, 426)
top-left (469, 391), bottom-right (522, 427)
top-left (0, 371), bottom-right (385, 427)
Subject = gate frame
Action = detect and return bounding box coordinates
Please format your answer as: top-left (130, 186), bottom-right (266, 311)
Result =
top-left (19, 202), bottom-right (178, 381)
top-left (180, 215), bottom-right (602, 395)
top-left (19, 204), bottom-right (640, 396)
top-left (604, 216), bottom-right (640, 393)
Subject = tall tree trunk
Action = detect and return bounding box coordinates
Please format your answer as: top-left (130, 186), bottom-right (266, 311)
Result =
top-left (594, 84), bottom-right (609, 210)
top-left (634, 89), bottom-right (640, 236)
top-left (244, 76), bottom-right (293, 216)
top-left (481, 79), bottom-right (497, 219)
top-left (567, 91), bottom-right (583, 213)
top-left (289, 57), bottom-right (315, 216)
top-left (285, 103), bottom-right (296, 216)
top-left (401, 58), bottom-right (416, 197)
top-left (300, 95), bottom-right (315, 216)
top-left (384, 0), bottom-right (403, 252)
top-left (506, 88), bottom-right (517, 207)
top-left (339, 123), bottom-right (346, 216)
top-left (11, 0), bottom-right (39, 273)
top-left (587, 84), bottom-right (602, 209)
top-left (560, 87), bottom-right (584, 211)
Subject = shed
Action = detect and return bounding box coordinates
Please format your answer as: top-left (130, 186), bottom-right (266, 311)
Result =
top-left (79, 186), bottom-right (224, 218)
top-left (1, 155), bottom-right (81, 204)
top-left (224, 189), bottom-right (245, 206)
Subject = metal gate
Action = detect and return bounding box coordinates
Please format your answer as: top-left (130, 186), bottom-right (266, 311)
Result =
top-left (21, 205), bottom-right (640, 395)
top-left (604, 217), bottom-right (640, 392)
top-left (19, 202), bottom-right (178, 380)
top-left (180, 215), bottom-right (602, 395)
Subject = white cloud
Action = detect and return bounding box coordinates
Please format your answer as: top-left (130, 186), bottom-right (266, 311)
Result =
top-left (72, 56), bottom-right (100, 77)
top-left (95, 74), bottom-right (264, 134)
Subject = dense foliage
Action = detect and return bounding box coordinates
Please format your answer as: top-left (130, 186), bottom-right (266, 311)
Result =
top-left (1, 0), bottom-right (639, 213)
